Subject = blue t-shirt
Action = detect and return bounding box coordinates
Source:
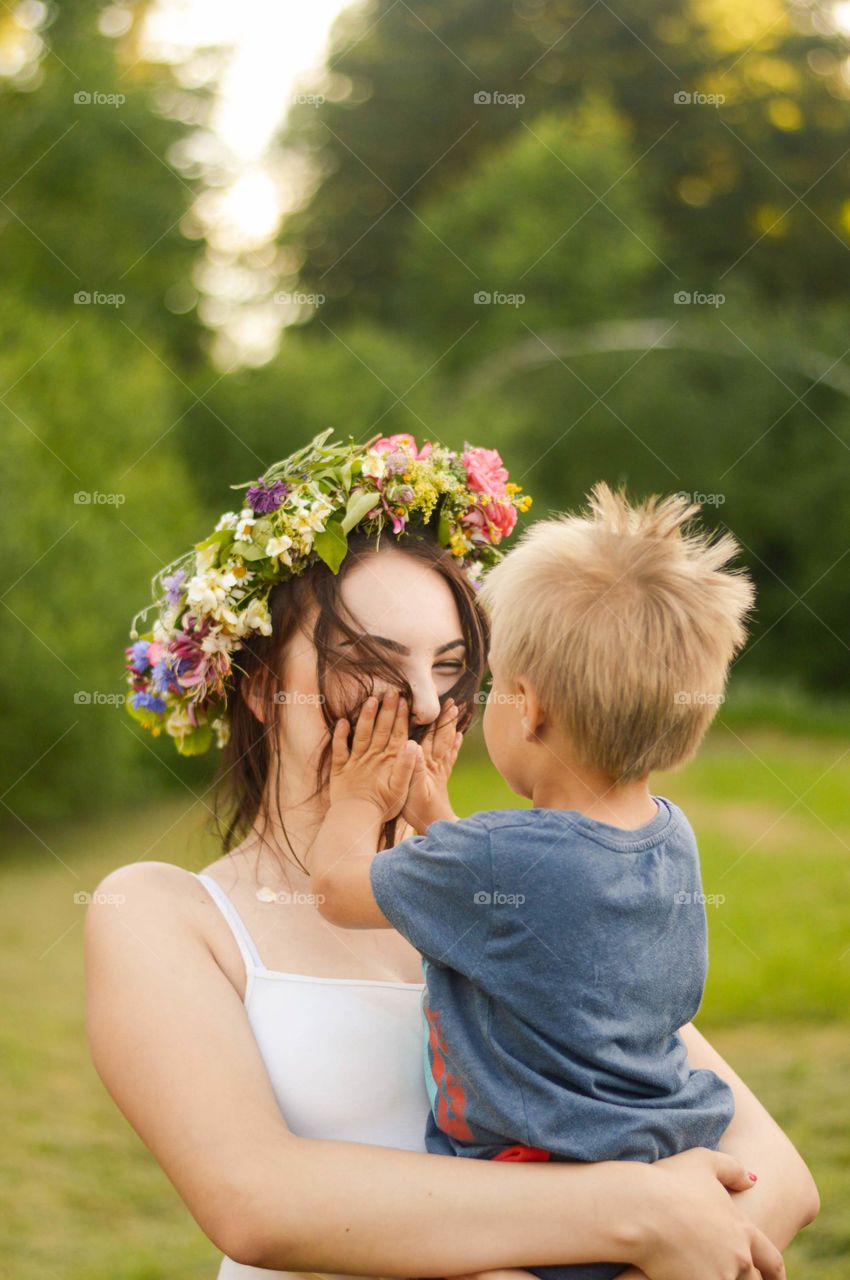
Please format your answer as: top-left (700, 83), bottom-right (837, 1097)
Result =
top-left (369, 798), bottom-right (734, 1164)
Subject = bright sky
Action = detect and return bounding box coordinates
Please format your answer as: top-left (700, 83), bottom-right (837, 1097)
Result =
top-left (131, 0), bottom-right (355, 365)
top-left (141, 0), bottom-right (350, 162)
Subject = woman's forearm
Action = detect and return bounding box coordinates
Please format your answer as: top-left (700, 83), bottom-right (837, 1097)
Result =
top-left (243, 1136), bottom-right (648, 1273)
top-left (680, 1021), bottom-right (820, 1247)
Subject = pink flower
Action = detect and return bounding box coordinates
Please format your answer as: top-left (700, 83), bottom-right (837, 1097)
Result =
top-left (461, 498), bottom-right (518, 545)
top-left (168, 620), bottom-right (231, 704)
top-left (462, 446), bottom-right (509, 497)
top-left (373, 433), bottom-right (433, 461)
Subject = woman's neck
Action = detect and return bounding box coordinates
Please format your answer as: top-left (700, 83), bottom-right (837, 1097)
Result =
top-left (239, 775), bottom-right (330, 888)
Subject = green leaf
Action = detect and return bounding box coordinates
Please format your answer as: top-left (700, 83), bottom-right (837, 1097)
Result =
top-left (194, 528), bottom-right (233, 553)
top-left (313, 519), bottom-right (348, 573)
top-left (234, 541), bottom-right (268, 561)
top-left (341, 488), bottom-right (380, 534)
top-left (174, 724), bottom-right (214, 756)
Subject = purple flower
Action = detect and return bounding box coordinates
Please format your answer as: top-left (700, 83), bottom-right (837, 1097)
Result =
top-left (162, 568), bottom-right (186, 606)
top-left (151, 658), bottom-right (181, 696)
top-left (246, 479), bottom-right (289, 514)
top-left (383, 449), bottom-right (410, 477)
top-left (130, 690), bottom-right (167, 714)
top-left (127, 640), bottom-right (152, 673)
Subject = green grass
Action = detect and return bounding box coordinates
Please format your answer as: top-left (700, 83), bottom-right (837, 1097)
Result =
top-left (2, 724), bottom-right (848, 1277)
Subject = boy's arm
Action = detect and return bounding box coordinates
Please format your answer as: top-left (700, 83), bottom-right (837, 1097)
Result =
top-left (311, 796), bottom-right (394, 930)
top-left (310, 689), bottom-right (421, 930)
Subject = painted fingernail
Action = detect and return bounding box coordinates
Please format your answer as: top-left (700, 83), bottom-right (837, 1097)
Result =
top-left (365, 696), bottom-right (377, 708)
top-left (748, 1171), bottom-right (758, 1182)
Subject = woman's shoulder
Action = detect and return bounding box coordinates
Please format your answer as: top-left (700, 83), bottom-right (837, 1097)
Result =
top-left (87, 860), bottom-right (207, 945)
top-left (93, 858), bottom-right (202, 900)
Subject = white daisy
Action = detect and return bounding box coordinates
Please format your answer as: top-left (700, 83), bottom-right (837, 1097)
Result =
top-left (233, 508), bottom-right (257, 542)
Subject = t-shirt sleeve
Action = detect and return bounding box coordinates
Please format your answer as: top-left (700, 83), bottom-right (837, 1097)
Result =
top-left (369, 816), bottom-right (493, 974)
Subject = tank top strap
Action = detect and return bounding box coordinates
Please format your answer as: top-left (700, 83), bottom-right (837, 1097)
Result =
top-left (194, 872), bottom-right (266, 973)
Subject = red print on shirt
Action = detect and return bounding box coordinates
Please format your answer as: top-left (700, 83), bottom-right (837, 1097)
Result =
top-left (425, 1004), bottom-right (474, 1141)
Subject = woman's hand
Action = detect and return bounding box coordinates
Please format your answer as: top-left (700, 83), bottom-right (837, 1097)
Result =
top-left (330, 688), bottom-right (420, 821)
top-left (634, 1147), bottom-right (785, 1280)
top-left (401, 696), bottom-right (463, 833)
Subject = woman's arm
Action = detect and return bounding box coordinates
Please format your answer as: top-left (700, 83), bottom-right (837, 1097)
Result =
top-left (611, 1024), bottom-right (821, 1280)
top-left (84, 862), bottom-right (783, 1279)
top-left (680, 1021), bottom-right (820, 1246)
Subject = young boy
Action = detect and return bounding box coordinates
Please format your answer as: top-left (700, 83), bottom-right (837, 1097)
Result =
top-left (309, 483), bottom-right (755, 1280)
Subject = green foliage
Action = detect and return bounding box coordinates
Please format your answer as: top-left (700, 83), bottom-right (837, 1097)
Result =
top-left (395, 100), bottom-right (660, 362)
top-left (281, 0), bottom-right (850, 325)
top-left (0, 0), bottom-right (205, 371)
top-left (0, 291), bottom-right (205, 825)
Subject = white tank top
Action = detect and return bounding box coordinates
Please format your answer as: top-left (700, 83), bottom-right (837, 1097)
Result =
top-left (194, 872), bottom-right (430, 1280)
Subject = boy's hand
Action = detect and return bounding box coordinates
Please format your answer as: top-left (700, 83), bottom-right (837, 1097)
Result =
top-left (330, 688), bottom-right (421, 822)
top-left (401, 696), bottom-right (463, 833)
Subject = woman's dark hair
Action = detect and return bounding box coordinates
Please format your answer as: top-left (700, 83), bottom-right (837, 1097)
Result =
top-left (207, 529), bottom-right (490, 872)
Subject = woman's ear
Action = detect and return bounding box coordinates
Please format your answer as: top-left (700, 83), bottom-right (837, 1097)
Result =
top-left (240, 669), bottom-right (270, 726)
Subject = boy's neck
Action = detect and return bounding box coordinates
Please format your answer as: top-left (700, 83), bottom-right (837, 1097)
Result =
top-left (530, 766), bottom-right (657, 831)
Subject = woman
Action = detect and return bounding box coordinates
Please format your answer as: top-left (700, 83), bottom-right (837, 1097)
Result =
top-left (85, 432), bottom-right (817, 1279)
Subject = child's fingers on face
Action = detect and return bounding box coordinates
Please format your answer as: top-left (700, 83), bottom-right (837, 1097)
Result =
top-left (350, 694), bottom-right (379, 754)
top-left (370, 687), bottom-right (400, 750)
top-left (330, 718), bottom-right (350, 767)
top-left (432, 701), bottom-right (460, 755)
top-left (388, 692), bottom-right (409, 750)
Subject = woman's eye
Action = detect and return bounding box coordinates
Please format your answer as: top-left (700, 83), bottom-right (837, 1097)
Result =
top-left (436, 661), bottom-right (465, 672)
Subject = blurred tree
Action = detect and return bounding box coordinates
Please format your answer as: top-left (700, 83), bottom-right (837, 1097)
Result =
top-left (179, 319), bottom-right (452, 506)
top-left (393, 99), bottom-right (661, 367)
top-left (0, 289), bottom-right (207, 831)
top-left (279, 0), bottom-right (850, 327)
top-left (0, 0), bottom-right (207, 372)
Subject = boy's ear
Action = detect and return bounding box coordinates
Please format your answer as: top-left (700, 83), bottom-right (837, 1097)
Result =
top-left (515, 677), bottom-right (545, 740)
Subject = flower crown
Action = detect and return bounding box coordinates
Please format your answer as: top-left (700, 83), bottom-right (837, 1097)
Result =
top-left (124, 429), bottom-right (532, 756)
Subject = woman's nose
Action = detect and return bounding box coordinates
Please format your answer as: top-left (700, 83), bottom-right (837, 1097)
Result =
top-left (408, 680), bottom-right (442, 727)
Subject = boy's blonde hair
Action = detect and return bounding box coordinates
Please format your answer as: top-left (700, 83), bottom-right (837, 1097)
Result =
top-left (478, 483), bottom-right (755, 781)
